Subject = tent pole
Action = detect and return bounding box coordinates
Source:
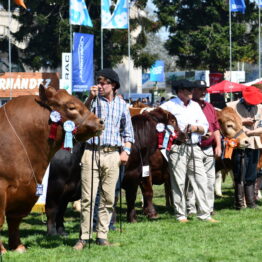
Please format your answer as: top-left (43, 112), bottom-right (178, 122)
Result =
top-left (259, 2), bottom-right (261, 78)
top-left (229, 0), bottom-right (233, 101)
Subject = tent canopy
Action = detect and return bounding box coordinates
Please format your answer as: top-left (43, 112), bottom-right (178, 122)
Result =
top-left (207, 80), bottom-right (247, 94)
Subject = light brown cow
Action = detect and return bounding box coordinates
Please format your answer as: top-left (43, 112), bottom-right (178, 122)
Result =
top-left (0, 85), bottom-right (104, 253)
top-left (215, 107), bottom-right (249, 197)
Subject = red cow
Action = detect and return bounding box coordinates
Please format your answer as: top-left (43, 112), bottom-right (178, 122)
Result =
top-left (0, 85), bottom-right (104, 253)
top-left (122, 107), bottom-right (185, 223)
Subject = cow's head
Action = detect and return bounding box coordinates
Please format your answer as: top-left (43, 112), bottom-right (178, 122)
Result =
top-left (38, 85), bottom-right (104, 141)
top-left (217, 107), bottom-right (249, 148)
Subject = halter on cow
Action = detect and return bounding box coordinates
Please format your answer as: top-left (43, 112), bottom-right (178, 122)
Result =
top-left (0, 85), bottom-right (104, 253)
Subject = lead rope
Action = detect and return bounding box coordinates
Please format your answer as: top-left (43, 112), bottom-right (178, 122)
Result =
top-left (3, 105), bottom-right (38, 186)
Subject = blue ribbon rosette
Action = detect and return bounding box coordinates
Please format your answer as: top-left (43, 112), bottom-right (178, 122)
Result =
top-left (63, 120), bottom-right (75, 152)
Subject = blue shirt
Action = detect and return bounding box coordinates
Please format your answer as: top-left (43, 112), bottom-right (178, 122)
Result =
top-left (87, 95), bottom-right (135, 146)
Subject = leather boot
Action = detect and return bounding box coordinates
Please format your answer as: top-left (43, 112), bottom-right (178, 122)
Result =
top-left (244, 183), bottom-right (257, 208)
top-left (234, 183), bottom-right (245, 210)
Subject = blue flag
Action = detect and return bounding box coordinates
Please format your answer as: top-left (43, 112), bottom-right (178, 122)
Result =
top-left (101, 0), bottom-right (128, 29)
top-left (70, 0), bottom-right (93, 27)
top-left (72, 33), bottom-right (94, 92)
top-left (230, 0), bottom-right (246, 13)
top-left (149, 61), bottom-right (165, 82)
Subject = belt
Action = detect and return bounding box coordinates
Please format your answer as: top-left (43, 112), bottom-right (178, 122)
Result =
top-left (85, 144), bottom-right (120, 153)
top-left (185, 143), bottom-right (199, 146)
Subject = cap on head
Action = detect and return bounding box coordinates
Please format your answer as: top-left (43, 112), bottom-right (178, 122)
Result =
top-left (242, 86), bottom-right (262, 105)
top-left (97, 68), bottom-right (120, 89)
top-left (172, 79), bottom-right (194, 91)
top-left (193, 80), bottom-right (208, 89)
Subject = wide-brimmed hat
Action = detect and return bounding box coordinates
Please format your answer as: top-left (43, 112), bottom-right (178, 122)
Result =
top-left (172, 79), bottom-right (194, 91)
top-left (193, 80), bottom-right (208, 89)
top-left (97, 68), bottom-right (120, 89)
top-left (242, 86), bottom-right (262, 105)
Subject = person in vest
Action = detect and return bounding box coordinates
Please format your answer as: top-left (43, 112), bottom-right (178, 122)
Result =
top-left (227, 86), bottom-right (262, 209)
top-left (186, 80), bottom-right (221, 216)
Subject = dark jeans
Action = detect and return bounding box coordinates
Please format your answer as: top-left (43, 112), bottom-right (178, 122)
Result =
top-left (232, 148), bottom-right (259, 185)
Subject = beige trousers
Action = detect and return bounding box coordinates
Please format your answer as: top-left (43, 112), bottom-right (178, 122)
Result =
top-left (168, 144), bottom-right (211, 220)
top-left (80, 149), bottom-right (120, 240)
top-left (187, 146), bottom-right (216, 214)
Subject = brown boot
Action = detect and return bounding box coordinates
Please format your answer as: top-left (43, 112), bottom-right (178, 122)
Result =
top-left (244, 183), bottom-right (257, 208)
top-left (235, 183), bottom-right (245, 210)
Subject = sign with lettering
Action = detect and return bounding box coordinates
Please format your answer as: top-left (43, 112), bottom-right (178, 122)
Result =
top-left (0, 72), bottom-right (59, 97)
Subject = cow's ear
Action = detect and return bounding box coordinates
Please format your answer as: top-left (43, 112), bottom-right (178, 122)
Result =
top-left (39, 85), bottom-right (57, 103)
top-left (39, 84), bottom-right (47, 102)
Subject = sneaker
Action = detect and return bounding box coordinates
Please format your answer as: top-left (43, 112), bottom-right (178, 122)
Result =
top-left (73, 239), bottom-right (86, 250)
top-left (95, 238), bottom-right (120, 246)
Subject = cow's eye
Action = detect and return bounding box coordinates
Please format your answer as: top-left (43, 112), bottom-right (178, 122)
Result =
top-left (226, 124), bottom-right (233, 128)
top-left (69, 106), bottom-right (76, 111)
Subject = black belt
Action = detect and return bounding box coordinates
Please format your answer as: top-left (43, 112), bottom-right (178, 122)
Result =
top-left (185, 143), bottom-right (199, 146)
top-left (85, 144), bottom-right (120, 153)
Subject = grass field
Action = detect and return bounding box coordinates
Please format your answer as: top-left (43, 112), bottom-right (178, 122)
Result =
top-left (1, 178), bottom-right (262, 262)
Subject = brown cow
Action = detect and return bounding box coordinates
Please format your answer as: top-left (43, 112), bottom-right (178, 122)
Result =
top-left (0, 85), bottom-right (104, 253)
top-left (122, 107), bottom-right (185, 222)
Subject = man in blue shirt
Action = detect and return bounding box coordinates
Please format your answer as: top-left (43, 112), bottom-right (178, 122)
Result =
top-left (74, 69), bottom-right (134, 250)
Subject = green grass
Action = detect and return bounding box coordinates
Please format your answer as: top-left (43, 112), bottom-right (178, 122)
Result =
top-left (2, 178), bottom-right (262, 262)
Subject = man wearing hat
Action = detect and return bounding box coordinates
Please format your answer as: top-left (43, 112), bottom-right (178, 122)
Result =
top-left (160, 79), bottom-right (217, 223)
top-left (186, 80), bottom-right (221, 216)
top-left (227, 86), bottom-right (262, 209)
top-left (74, 68), bottom-right (134, 250)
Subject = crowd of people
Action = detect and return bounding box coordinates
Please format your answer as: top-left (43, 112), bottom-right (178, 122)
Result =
top-left (73, 68), bottom-right (262, 250)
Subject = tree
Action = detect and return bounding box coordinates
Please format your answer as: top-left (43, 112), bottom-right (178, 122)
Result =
top-left (152, 0), bottom-right (259, 72)
top-left (0, 0), bottom-right (160, 71)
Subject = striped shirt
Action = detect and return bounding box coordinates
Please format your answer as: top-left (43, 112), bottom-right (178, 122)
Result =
top-left (87, 95), bottom-right (135, 147)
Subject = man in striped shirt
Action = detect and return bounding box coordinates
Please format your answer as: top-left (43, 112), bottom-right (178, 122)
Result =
top-left (74, 69), bottom-right (134, 250)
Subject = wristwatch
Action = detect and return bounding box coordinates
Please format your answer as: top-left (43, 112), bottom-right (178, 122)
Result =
top-left (123, 147), bottom-right (131, 155)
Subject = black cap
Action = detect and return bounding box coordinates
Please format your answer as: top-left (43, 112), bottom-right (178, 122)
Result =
top-left (172, 79), bottom-right (194, 91)
top-left (97, 68), bottom-right (120, 89)
top-left (193, 80), bottom-right (208, 88)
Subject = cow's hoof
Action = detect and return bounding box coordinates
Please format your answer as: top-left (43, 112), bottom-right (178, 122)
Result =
top-left (14, 245), bottom-right (26, 253)
top-left (57, 228), bottom-right (68, 237)
top-left (148, 214), bottom-right (159, 220)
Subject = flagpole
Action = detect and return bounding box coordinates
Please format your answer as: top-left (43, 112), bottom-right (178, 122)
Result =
top-left (128, 0), bottom-right (131, 100)
top-left (101, 29), bottom-right (103, 69)
top-left (8, 0), bottom-right (12, 99)
top-left (259, 3), bottom-right (261, 78)
top-left (229, 0), bottom-right (233, 101)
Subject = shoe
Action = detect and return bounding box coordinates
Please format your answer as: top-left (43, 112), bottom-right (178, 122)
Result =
top-left (73, 239), bottom-right (86, 250)
top-left (178, 218), bottom-right (189, 223)
top-left (206, 218), bottom-right (219, 223)
top-left (95, 238), bottom-right (120, 246)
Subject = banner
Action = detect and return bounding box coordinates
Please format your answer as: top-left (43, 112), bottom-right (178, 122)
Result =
top-left (61, 53), bottom-right (72, 94)
top-left (72, 33), bottom-right (94, 92)
top-left (101, 0), bottom-right (128, 29)
top-left (70, 0), bottom-right (93, 27)
top-left (230, 0), bottom-right (246, 13)
top-left (149, 60), bottom-right (165, 82)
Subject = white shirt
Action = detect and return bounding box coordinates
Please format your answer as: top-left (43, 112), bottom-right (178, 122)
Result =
top-left (160, 97), bottom-right (209, 143)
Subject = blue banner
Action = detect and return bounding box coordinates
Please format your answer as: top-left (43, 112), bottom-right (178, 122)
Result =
top-left (72, 33), bottom-right (94, 92)
top-left (230, 0), bottom-right (246, 13)
top-left (149, 60), bottom-right (165, 82)
top-left (101, 0), bottom-right (128, 29)
top-left (70, 0), bottom-right (93, 27)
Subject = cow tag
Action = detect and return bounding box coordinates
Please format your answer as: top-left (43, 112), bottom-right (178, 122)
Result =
top-left (142, 165), bottom-right (150, 177)
top-left (36, 184), bottom-right (43, 196)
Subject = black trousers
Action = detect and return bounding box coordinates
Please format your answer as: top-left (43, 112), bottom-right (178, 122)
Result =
top-left (232, 148), bottom-right (259, 185)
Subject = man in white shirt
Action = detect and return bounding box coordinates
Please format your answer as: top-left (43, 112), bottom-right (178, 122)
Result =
top-left (160, 80), bottom-right (218, 223)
